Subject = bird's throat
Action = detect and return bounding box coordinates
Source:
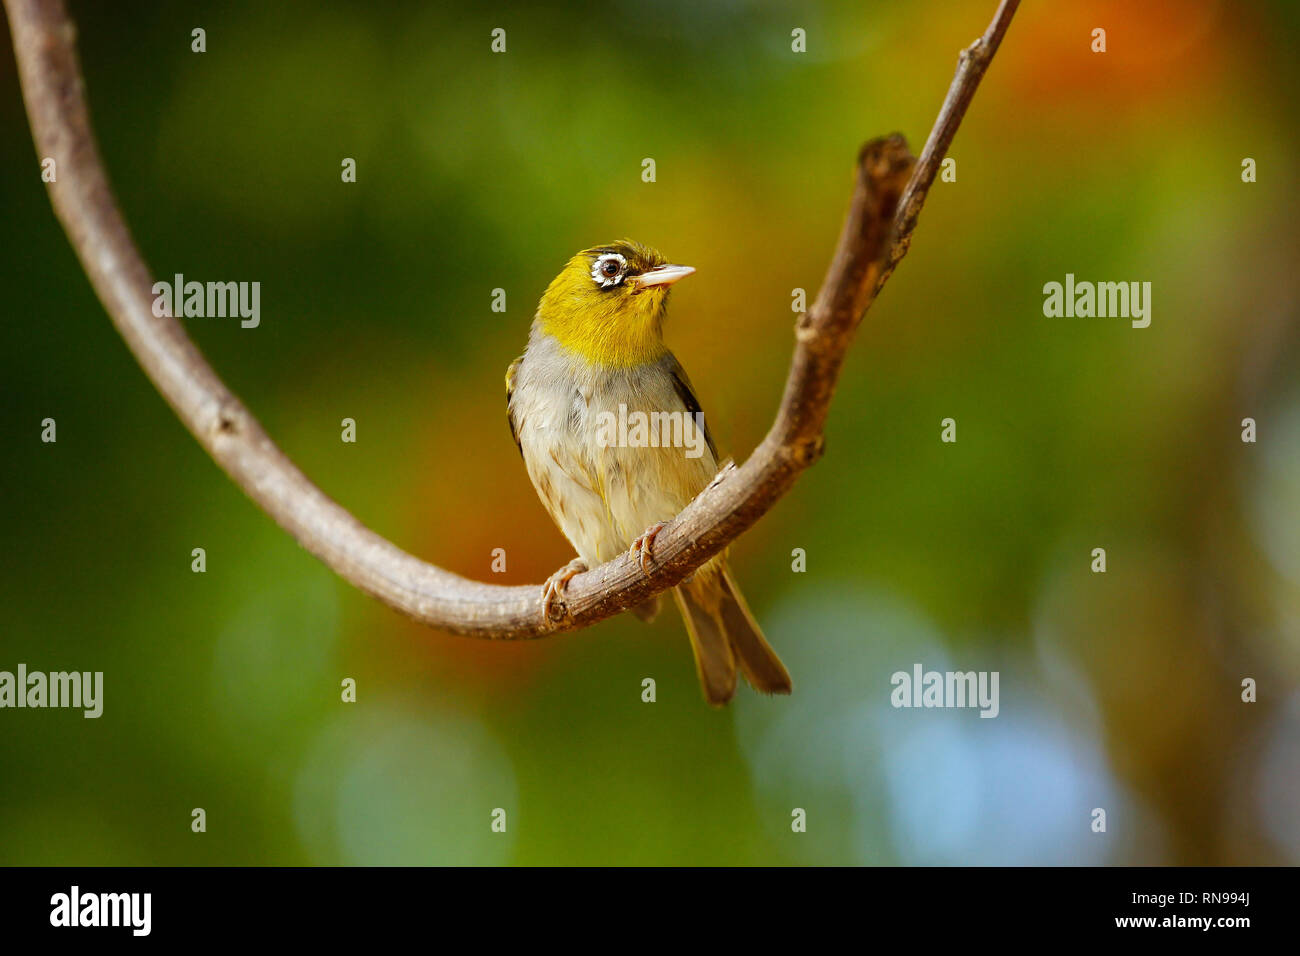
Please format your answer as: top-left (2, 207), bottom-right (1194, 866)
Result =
top-left (538, 294), bottom-right (669, 369)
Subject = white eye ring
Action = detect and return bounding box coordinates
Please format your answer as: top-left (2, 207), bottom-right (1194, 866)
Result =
top-left (591, 253), bottom-right (628, 288)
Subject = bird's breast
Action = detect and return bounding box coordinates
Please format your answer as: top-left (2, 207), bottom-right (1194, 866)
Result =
top-left (511, 339), bottom-right (717, 560)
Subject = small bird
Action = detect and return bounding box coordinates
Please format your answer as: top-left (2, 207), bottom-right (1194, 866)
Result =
top-left (507, 240), bottom-right (792, 706)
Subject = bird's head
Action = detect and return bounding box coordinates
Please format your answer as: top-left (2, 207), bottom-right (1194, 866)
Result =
top-left (536, 240), bottom-right (694, 368)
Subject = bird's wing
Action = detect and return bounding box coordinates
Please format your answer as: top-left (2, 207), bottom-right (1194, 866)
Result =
top-left (505, 354), bottom-right (524, 456)
top-left (664, 352), bottom-right (718, 462)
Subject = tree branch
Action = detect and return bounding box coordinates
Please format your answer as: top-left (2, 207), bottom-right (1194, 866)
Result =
top-left (4, 0), bottom-right (1019, 638)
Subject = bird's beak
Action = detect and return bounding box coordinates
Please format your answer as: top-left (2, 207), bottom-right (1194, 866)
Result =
top-left (633, 264), bottom-right (695, 289)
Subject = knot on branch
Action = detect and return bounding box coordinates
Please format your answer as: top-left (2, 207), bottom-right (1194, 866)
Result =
top-left (544, 599), bottom-right (569, 624)
top-left (961, 37), bottom-right (994, 70)
top-left (706, 460), bottom-right (737, 492)
top-left (857, 133), bottom-right (914, 186)
top-left (794, 308), bottom-right (829, 346)
top-left (211, 402), bottom-right (245, 438)
top-left (785, 434), bottom-right (826, 469)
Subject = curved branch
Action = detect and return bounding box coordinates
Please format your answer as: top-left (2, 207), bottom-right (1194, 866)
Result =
top-left (4, 0), bottom-right (1019, 638)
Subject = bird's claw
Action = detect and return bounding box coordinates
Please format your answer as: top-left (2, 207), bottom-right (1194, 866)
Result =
top-left (541, 558), bottom-right (587, 621)
top-left (629, 522), bottom-right (666, 575)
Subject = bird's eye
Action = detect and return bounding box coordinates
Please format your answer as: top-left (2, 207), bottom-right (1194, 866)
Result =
top-left (590, 253), bottom-right (628, 288)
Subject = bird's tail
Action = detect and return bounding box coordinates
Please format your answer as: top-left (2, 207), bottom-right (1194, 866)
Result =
top-left (673, 564), bottom-right (792, 706)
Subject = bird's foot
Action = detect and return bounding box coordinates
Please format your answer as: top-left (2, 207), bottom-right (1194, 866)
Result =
top-left (628, 522), bottom-right (666, 575)
top-left (542, 557), bottom-right (587, 621)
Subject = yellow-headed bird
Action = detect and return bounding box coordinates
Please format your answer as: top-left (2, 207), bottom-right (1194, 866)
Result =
top-left (507, 240), bottom-right (791, 706)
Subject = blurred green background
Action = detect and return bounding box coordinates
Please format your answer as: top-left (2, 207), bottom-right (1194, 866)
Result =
top-left (2, 0), bottom-right (1297, 865)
